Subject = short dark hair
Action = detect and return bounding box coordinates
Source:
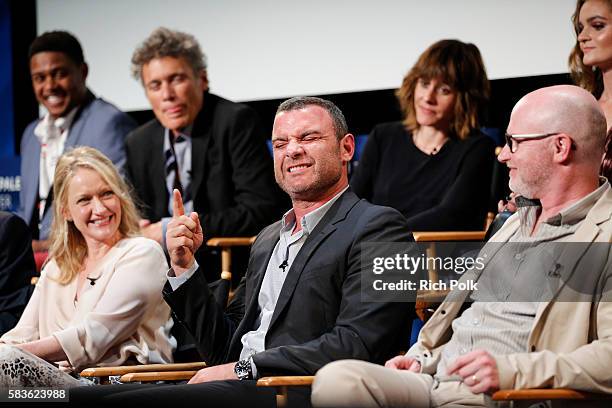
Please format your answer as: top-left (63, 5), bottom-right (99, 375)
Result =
top-left (276, 96), bottom-right (348, 140)
top-left (29, 31), bottom-right (85, 66)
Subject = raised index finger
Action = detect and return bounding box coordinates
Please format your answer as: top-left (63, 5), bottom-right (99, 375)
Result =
top-left (172, 189), bottom-right (185, 217)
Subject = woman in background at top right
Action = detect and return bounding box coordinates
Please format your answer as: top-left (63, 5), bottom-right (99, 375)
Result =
top-left (570, 0), bottom-right (612, 179)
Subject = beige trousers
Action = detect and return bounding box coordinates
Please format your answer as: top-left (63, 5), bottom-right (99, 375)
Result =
top-left (311, 360), bottom-right (487, 408)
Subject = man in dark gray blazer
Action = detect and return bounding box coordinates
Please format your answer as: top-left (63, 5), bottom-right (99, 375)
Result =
top-left (72, 97), bottom-right (414, 407)
top-left (18, 31), bottom-right (136, 248)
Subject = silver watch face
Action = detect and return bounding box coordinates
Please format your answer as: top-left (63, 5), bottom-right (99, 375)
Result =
top-left (234, 359), bottom-right (251, 380)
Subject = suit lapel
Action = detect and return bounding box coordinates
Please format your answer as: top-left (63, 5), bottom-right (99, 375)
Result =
top-left (190, 136), bottom-right (208, 202)
top-left (25, 92), bottom-right (95, 226)
top-left (267, 191), bottom-right (359, 331)
top-left (23, 131), bottom-right (41, 223)
top-left (488, 213), bottom-right (520, 242)
top-left (190, 93), bottom-right (215, 202)
top-left (150, 126), bottom-right (168, 214)
top-left (64, 91), bottom-right (95, 148)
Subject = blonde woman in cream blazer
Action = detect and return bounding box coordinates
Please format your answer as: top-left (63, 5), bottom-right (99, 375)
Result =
top-left (0, 147), bottom-right (174, 387)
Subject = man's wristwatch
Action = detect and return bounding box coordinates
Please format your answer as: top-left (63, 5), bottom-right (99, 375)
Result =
top-left (234, 358), bottom-right (253, 380)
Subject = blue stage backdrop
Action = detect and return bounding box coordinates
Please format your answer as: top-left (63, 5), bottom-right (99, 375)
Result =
top-left (0, 0), bottom-right (21, 213)
top-left (0, 157), bottom-right (20, 213)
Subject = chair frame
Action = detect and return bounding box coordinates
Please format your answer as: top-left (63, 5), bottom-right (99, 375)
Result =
top-left (207, 236), bottom-right (256, 282)
top-left (80, 362), bottom-right (206, 384)
top-left (491, 388), bottom-right (612, 401)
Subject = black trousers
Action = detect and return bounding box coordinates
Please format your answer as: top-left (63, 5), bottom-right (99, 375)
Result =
top-left (68, 380), bottom-right (311, 408)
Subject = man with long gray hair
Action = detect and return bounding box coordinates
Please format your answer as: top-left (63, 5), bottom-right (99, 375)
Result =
top-left (125, 27), bottom-right (283, 282)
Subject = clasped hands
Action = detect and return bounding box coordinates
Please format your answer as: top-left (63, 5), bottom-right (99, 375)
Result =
top-left (385, 349), bottom-right (499, 394)
top-left (166, 189), bottom-right (204, 276)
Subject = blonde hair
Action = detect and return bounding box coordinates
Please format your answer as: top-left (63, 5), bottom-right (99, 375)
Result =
top-left (396, 39), bottom-right (490, 140)
top-left (48, 147), bottom-right (141, 284)
top-left (569, 0), bottom-right (612, 98)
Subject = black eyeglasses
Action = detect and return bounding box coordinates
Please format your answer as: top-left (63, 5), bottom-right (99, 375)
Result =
top-left (504, 132), bottom-right (566, 153)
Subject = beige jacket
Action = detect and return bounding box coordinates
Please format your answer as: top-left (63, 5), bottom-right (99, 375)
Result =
top-left (1, 237), bottom-right (175, 370)
top-left (408, 185), bottom-right (612, 392)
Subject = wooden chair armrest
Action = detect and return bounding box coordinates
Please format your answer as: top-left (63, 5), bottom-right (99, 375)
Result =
top-left (416, 289), bottom-right (450, 303)
top-left (492, 389), bottom-right (612, 401)
top-left (206, 237), bottom-right (256, 247)
top-left (80, 362), bottom-right (206, 377)
top-left (415, 289), bottom-right (450, 321)
top-left (412, 231), bottom-right (486, 242)
top-left (120, 371), bottom-right (198, 383)
top-left (205, 236), bottom-right (256, 283)
top-left (256, 376), bottom-right (314, 408)
top-left (256, 376), bottom-right (315, 387)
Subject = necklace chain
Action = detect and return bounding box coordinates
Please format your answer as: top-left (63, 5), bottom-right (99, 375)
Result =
top-left (413, 132), bottom-right (448, 155)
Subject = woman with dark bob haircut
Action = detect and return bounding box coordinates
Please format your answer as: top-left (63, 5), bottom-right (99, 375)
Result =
top-left (351, 39), bottom-right (495, 230)
top-left (569, 0), bottom-right (612, 180)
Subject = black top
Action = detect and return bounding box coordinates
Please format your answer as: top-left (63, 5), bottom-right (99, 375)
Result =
top-left (350, 121), bottom-right (495, 231)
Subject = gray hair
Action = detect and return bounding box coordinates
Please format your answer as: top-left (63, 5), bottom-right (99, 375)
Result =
top-left (131, 27), bottom-right (207, 81)
top-left (276, 96), bottom-right (348, 140)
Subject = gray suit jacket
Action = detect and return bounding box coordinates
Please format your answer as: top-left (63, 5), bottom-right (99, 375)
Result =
top-left (17, 91), bottom-right (136, 239)
top-left (165, 190), bottom-right (415, 377)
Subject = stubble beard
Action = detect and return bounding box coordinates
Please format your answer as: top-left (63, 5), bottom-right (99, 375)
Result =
top-left (509, 161), bottom-right (551, 200)
top-left (277, 163), bottom-right (342, 203)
